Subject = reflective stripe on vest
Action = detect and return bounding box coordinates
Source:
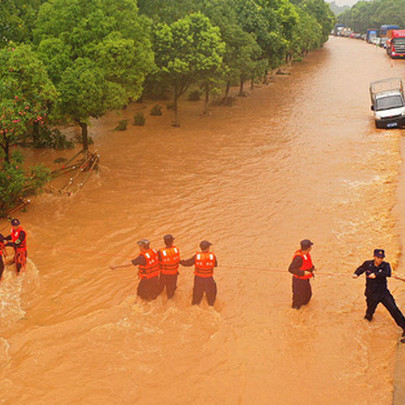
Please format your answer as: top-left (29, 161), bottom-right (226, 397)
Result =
top-left (11, 227), bottom-right (27, 251)
top-left (292, 250), bottom-right (313, 280)
top-left (139, 249), bottom-right (160, 279)
top-left (194, 252), bottom-right (216, 278)
top-left (160, 246), bottom-right (180, 275)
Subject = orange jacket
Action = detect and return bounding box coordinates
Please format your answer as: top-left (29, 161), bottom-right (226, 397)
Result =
top-left (292, 250), bottom-right (313, 280)
top-left (159, 246), bottom-right (180, 275)
top-left (194, 252), bottom-right (216, 278)
top-left (11, 226), bottom-right (27, 251)
top-left (138, 249), bottom-right (160, 279)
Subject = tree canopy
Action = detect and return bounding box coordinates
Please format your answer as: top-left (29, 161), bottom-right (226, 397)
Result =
top-left (337, 0), bottom-right (405, 33)
top-left (34, 0), bottom-right (154, 149)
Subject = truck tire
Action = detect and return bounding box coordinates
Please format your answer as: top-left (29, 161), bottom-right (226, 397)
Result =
top-left (375, 121), bottom-right (384, 129)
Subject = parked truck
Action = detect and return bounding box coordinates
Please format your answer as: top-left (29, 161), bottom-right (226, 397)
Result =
top-left (370, 77), bottom-right (405, 129)
top-left (386, 29), bottom-right (405, 58)
top-left (366, 29), bottom-right (378, 43)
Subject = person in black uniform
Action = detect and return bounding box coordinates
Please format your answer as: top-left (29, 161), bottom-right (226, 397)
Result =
top-left (353, 249), bottom-right (405, 343)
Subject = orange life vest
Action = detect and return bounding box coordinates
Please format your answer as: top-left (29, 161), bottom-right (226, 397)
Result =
top-left (138, 249), bottom-right (160, 279)
top-left (292, 250), bottom-right (313, 280)
top-left (11, 226), bottom-right (27, 251)
top-left (194, 251), bottom-right (216, 278)
top-left (159, 246), bottom-right (180, 275)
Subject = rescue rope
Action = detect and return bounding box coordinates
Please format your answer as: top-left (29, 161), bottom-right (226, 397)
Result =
top-left (13, 244), bottom-right (372, 278)
top-left (3, 243), bottom-right (405, 280)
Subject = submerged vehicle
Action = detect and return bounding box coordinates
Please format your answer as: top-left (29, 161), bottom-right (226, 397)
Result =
top-left (369, 78), bottom-right (405, 129)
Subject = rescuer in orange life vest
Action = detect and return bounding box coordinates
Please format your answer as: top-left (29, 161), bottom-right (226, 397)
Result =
top-left (288, 239), bottom-right (316, 309)
top-left (180, 240), bottom-right (218, 306)
top-left (110, 239), bottom-right (160, 301)
top-left (157, 234), bottom-right (181, 299)
top-left (4, 218), bottom-right (27, 275)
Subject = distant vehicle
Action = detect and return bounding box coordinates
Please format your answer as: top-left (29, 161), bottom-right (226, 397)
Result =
top-left (379, 24), bottom-right (399, 37)
top-left (333, 23), bottom-right (345, 36)
top-left (386, 30), bottom-right (405, 58)
top-left (366, 29), bottom-right (378, 43)
top-left (370, 78), bottom-right (405, 129)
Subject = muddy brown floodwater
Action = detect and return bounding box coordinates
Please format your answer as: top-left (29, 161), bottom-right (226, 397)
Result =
top-left (1, 36), bottom-right (405, 404)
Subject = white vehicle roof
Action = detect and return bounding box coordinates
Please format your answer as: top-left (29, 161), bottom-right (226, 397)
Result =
top-left (370, 77), bottom-right (404, 103)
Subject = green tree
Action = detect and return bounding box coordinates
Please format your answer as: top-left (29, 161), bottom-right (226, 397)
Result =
top-left (138, 0), bottom-right (198, 23)
top-left (302, 0), bottom-right (334, 42)
top-left (0, 151), bottom-right (50, 218)
top-left (0, 44), bottom-right (57, 163)
top-left (0, 0), bottom-right (43, 46)
top-left (34, 0), bottom-right (153, 150)
top-left (199, 0), bottom-right (260, 98)
top-left (153, 12), bottom-right (225, 126)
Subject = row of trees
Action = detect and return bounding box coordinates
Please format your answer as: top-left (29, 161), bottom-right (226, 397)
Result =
top-left (337, 0), bottom-right (405, 33)
top-left (0, 0), bottom-right (334, 216)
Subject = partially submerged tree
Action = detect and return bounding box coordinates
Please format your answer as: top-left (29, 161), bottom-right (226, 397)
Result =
top-left (153, 12), bottom-right (225, 126)
top-left (34, 0), bottom-right (154, 151)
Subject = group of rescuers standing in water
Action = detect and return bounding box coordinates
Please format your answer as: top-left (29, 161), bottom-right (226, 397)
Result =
top-left (1, 219), bottom-right (405, 343)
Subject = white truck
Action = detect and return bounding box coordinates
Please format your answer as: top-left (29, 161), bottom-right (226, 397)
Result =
top-left (370, 77), bottom-right (405, 129)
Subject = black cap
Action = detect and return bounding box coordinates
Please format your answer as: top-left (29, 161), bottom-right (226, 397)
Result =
top-left (137, 239), bottom-right (150, 247)
top-left (200, 240), bottom-right (212, 250)
top-left (11, 218), bottom-right (20, 226)
top-left (300, 239), bottom-right (313, 250)
top-left (163, 234), bottom-right (174, 242)
top-left (374, 249), bottom-right (385, 258)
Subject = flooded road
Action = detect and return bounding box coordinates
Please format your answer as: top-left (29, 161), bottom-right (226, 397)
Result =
top-left (1, 36), bottom-right (405, 404)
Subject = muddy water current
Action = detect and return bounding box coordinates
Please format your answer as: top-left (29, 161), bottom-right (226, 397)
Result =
top-left (1, 37), bottom-right (405, 404)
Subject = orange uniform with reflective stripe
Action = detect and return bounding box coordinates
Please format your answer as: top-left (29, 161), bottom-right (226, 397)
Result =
top-left (194, 252), bottom-right (216, 278)
top-left (292, 250), bottom-right (313, 280)
top-left (11, 226), bottom-right (27, 251)
top-left (138, 249), bottom-right (160, 279)
top-left (159, 246), bottom-right (180, 275)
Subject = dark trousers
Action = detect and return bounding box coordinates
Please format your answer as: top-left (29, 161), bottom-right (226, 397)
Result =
top-left (0, 256), bottom-right (4, 280)
top-left (292, 277), bottom-right (312, 308)
top-left (192, 276), bottom-right (217, 306)
top-left (365, 292), bottom-right (405, 329)
top-left (158, 273), bottom-right (178, 299)
top-left (15, 249), bottom-right (27, 274)
top-left (137, 277), bottom-right (159, 301)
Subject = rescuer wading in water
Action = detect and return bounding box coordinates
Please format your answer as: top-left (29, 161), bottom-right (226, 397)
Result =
top-left (353, 249), bottom-right (405, 343)
top-left (288, 239), bottom-right (316, 309)
top-left (180, 240), bottom-right (218, 306)
top-left (110, 239), bottom-right (160, 301)
top-left (4, 218), bottom-right (27, 275)
top-left (157, 234), bottom-right (181, 299)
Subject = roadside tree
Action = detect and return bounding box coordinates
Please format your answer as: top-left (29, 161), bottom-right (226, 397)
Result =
top-left (34, 0), bottom-right (153, 151)
top-left (0, 44), bottom-right (57, 163)
top-left (153, 13), bottom-right (225, 126)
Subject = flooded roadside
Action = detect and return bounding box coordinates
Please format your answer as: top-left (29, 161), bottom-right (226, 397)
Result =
top-left (1, 37), bottom-right (405, 404)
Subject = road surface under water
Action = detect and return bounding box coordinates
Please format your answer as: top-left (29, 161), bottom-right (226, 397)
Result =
top-left (1, 37), bottom-right (405, 404)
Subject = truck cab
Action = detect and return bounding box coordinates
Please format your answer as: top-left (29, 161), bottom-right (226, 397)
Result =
top-left (386, 30), bottom-right (405, 58)
top-left (370, 78), bottom-right (405, 128)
